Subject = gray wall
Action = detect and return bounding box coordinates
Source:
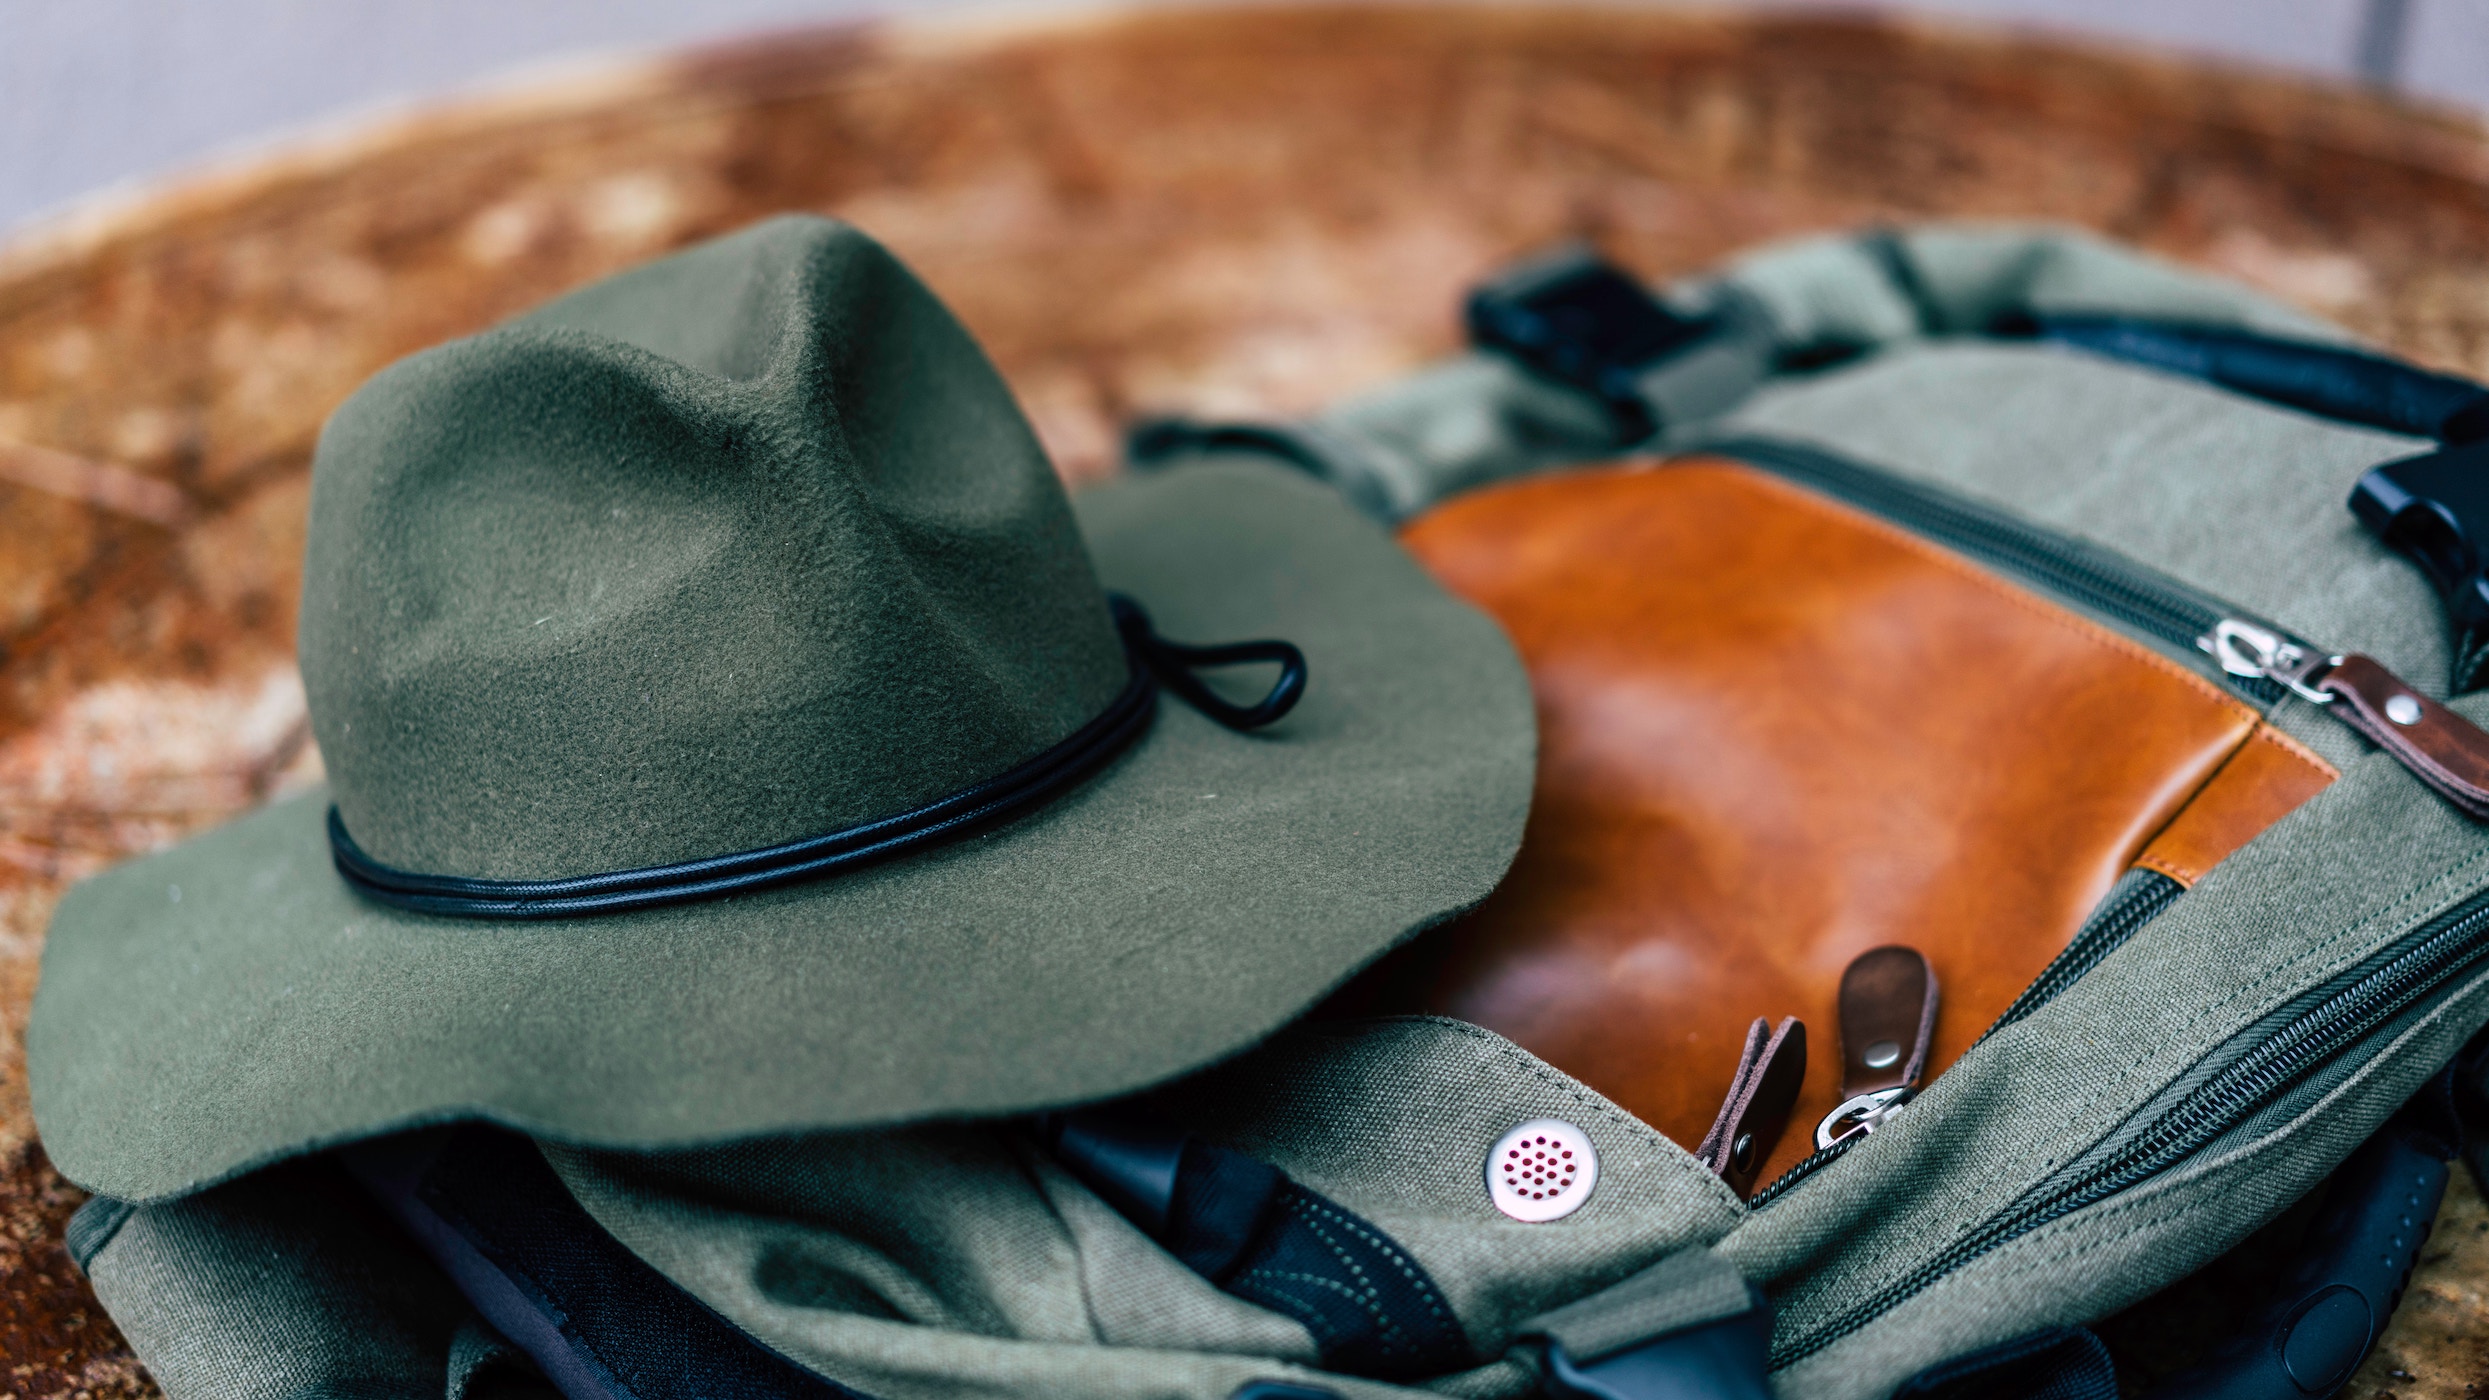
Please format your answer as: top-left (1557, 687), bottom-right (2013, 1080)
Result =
top-left (5, 0), bottom-right (2486, 237)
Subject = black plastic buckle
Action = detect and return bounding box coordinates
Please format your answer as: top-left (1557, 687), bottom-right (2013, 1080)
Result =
top-left (2350, 438), bottom-right (2489, 633)
top-left (1541, 1301), bottom-right (1774, 1400)
top-left (1465, 247), bottom-right (1716, 440)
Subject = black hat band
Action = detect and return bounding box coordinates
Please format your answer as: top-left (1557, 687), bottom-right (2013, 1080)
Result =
top-left (327, 595), bottom-right (1304, 920)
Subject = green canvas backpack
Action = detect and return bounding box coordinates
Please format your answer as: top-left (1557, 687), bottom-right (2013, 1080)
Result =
top-left (42, 219), bottom-right (2489, 1400)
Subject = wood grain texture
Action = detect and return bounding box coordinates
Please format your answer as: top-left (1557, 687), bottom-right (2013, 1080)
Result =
top-left (0, 6), bottom-right (2485, 1392)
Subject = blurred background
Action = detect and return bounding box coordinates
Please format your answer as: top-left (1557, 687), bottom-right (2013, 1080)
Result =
top-left (7, 0), bottom-right (2489, 235)
top-left (5, 5), bottom-right (2489, 1398)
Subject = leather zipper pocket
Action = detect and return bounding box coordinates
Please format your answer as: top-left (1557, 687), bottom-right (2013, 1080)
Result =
top-left (1381, 455), bottom-right (2342, 1191)
top-left (1710, 432), bottom-right (2489, 816)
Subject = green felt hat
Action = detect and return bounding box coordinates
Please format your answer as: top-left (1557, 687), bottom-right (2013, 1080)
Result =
top-left (27, 216), bottom-right (1534, 1203)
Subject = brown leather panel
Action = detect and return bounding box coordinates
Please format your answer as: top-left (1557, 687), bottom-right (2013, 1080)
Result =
top-left (2132, 723), bottom-right (2337, 887)
top-left (1838, 946), bottom-right (1938, 1098)
top-left (1379, 457), bottom-right (2268, 1189)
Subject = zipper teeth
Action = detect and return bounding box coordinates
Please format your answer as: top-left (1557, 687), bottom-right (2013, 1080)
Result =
top-left (1984, 873), bottom-right (2187, 1041)
top-left (1746, 875), bottom-right (2185, 1209)
top-left (1705, 436), bottom-right (2287, 706)
top-left (1775, 888), bottom-right (2489, 1369)
top-left (1683, 432), bottom-right (2452, 1347)
top-left (1747, 873), bottom-right (2186, 1208)
top-left (1744, 1136), bottom-right (1858, 1209)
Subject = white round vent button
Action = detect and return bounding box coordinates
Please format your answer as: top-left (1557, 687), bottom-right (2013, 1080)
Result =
top-left (1486, 1118), bottom-right (1598, 1222)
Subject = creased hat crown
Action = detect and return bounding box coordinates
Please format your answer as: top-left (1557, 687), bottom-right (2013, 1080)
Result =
top-left (300, 216), bottom-right (1125, 881)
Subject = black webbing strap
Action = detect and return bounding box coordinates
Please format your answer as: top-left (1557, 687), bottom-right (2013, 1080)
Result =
top-left (1038, 1109), bottom-right (1469, 1381)
top-left (1517, 1247), bottom-right (1773, 1400)
top-left (1538, 1309), bottom-right (1774, 1400)
top-left (1993, 312), bottom-right (2489, 445)
top-left (1850, 227), bottom-right (2489, 445)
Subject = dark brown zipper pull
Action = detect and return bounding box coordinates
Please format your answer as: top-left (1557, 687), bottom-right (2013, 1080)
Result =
top-left (1697, 1016), bottom-right (1805, 1196)
top-left (2202, 618), bottom-right (2489, 820)
top-left (2317, 654), bottom-right (2489, 818)
top-left (1815, 946), bottom-right (1939, 1150)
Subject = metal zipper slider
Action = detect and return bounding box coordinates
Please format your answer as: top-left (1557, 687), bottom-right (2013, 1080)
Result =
top-left (1815, 1085), bottom-right (1912, 1151)
top-left (2205, 616), bottom-right (2489, 820)
top-left (2198, 617), bottom-right (2337, 704)
top-left (1813, 946), bottom-right (1938, 1150)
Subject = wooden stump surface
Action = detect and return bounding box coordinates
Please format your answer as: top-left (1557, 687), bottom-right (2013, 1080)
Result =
top-left (3, 6), bottom-right (2488, 1394)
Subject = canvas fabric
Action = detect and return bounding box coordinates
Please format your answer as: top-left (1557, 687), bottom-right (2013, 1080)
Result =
top-left (70, 1158), bottom-right (552, 1400)
top-left (1166, 222), bottom-right (2489, 1397)
top-left (67, 223), bottom-right (2489, 1400)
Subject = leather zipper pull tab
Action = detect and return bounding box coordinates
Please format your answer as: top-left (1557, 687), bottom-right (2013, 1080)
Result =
top-left (1815, 946), bottom-right (1939, 1150)
top-left (2317, 654), bottom-right (2489, 819)
top-left (2202, 620), bottom-right (2489, 820)
top-left (1696, 1016), bottom-right (1806, 1196)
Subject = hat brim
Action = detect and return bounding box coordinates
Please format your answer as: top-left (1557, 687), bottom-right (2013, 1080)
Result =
top-left (29, 461), bottom-right (1535, 1203)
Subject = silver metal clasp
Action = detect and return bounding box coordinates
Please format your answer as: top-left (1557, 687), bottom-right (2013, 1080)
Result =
top-left (1814, 1086), bottom-right (1913, 1151)
top-left (2197, 618), bottom-right (2338, 705)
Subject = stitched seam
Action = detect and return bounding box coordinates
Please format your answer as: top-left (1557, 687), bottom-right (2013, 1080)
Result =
top-left (1802, 896), bottom-right (2489, 1355)
top-left (2131, 852), bottom-right (2202, 885)
top-left (2248, 719), bottom-right (2340, 782)
top-left (1280, 1211), bottom-right (1400, 1349)
top-left (1230, 1271), bottom-right (1371, 1346)
top-left (1780, 1193), bottom-right (2207, 1381)
top-left (1291, 1194), bottom-right (1455, 1331)
top-left (1791, 972), bottom-right (2489, 1373)
top-left (2001, 842), bottom-right (2489, 1151)
top-left (2131, 720), bottom-right (2339, 889)
top-left (1834, 840), bottom-right (2489, 1283)
top-left (2131, 722), bottom-right (2339, 888)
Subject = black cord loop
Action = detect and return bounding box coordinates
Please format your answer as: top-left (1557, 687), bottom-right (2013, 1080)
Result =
top-left (1111, 594), bottom-right (1307, 731)
top-left (328, 594), bottom-right (1304, 920)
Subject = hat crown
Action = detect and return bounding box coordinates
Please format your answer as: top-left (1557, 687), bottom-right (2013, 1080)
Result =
top-left (300, 217), bottom-right (1125, 881)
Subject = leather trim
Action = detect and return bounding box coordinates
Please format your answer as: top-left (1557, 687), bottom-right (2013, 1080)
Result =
top-left (2132, 723), bottom-right (2337, 887)
top-left (1694, 1017), bottom-right (1806, 1197)
top-left (1837, 947), bottom-right (1938, 1099)
top-left (2320, 654), bottom-right (2489, 818)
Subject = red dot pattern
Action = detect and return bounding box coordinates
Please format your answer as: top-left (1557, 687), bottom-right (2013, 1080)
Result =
top-left (1500, 1134), bottom-right (1578, 1201)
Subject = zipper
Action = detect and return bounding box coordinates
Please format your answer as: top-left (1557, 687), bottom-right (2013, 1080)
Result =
top-left (1705, 434), bottom-right (2489, 1217)
top-left (1749, 871), bottom-right (2192, 1210)
top-left (1775, 880), bottom-right (2489, 1368)
top-left (1703, 435), bottom-right (2302, 708)
top-left (1677, 437), bottom-right (2489, 1362)
top-left (1984, 870), bottom-right (2189, 1042)
top-left (1708, 434), bottom-right (2489, 845)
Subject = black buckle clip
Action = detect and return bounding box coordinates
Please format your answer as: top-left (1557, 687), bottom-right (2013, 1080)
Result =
top-left (2350, 438), bottom-right (2489, 633)
top-left (1540, 1303), bottom-right (1774, 1400)
top-left (1465, 246), bottom-right (1716, 440)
